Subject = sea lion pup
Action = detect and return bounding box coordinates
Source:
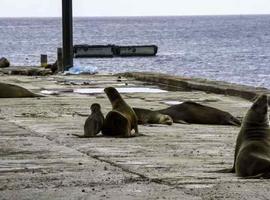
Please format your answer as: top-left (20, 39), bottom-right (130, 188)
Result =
top-left (157, 101), bottom-right (241, 126)
top-left (72, 103), bottom-right (104, 138)
top-left (0, 82), bottom-right (43, 98)
top-left (102, 87), bottom-right (139, 137)
top-left (133, 107), bottom-right (173, 125)
top-left (230, 94), bottom-right (270, 178)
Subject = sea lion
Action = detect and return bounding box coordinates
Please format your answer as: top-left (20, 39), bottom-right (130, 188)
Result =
top-left (72, 103), bottom-right (104, 138)
top-left (0, 82), bottom-right (43, 98)
top-left (230, 94), bottom-right (270, 178)
top-left (102, 87), bottom-right (139, 137)
top-left (133, 107), bottom-right (173, 125)
top-left (157, 101), bottom-right (241, 126)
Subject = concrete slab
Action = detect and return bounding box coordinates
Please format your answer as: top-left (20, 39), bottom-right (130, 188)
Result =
top-left (0, 120), bottom-right (194, 200)
top-left (1, 74), bottom-right (270, 199)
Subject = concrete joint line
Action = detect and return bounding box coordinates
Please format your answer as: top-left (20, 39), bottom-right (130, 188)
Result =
top-left (6, 119), bottom-right (174, 187)
top-left (90, 154), bottom-right (173, 187)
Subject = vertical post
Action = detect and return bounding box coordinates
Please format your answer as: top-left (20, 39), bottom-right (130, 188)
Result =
top-left (62, 0), bottom-right (73, 71)
top-left (40, 54), bottom-right (48, 67)
top-left (57, 48), bottom-right (63, 72)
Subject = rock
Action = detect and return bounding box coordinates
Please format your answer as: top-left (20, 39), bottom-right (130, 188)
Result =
top-left (0, 67), bottom-right (52, 76)
top-left (0, 57), bottom-right (10, 68)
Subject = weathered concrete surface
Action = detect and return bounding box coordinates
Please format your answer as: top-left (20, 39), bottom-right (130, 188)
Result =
top-left (1, 121), bottom-right (196, 200)
top-left (1, 74), bottom-right (270, 199)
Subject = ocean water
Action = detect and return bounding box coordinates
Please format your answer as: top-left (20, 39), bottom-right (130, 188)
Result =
top-left (0, 15), bottom-right (270, 89)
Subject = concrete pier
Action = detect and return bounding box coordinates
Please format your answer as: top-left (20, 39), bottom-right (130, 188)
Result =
top-left (0, 73), bottom-right (270, 199)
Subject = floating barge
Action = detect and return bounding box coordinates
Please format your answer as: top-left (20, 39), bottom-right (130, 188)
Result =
top-left (73, 45), bottom-right (114, 58)
top-left (116, 45), bottom-right (158, 57)
top-left (73, 44), bottom-right (158, 58)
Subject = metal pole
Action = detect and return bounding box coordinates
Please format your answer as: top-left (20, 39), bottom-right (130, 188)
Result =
top-left (57, 48), bottom-right (63, 72)
top-left (62, 0), bottom-right (73, 71)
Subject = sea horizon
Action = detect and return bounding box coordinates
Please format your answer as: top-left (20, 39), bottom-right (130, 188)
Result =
top-left (0, 15), bottom-right (269, 89)
top-left (1, 13), bottom-right (270, 19)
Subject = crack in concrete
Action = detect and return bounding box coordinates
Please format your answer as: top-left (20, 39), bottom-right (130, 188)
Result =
top-left (7, 119), bottom-right (176, 188)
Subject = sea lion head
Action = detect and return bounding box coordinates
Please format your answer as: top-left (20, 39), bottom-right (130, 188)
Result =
top-left (90, 103), bottom-right (101, 112)
top-left (224, 114), bottom-right (242, 126)
top-left (159, 114), bottom-right (173, 125)
top-left (104, 87), bottom-right (122, 104)
top-left (244, 94), bottom-right (269, 126)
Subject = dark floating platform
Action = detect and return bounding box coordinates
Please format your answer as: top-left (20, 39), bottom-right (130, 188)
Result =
top-left (73, 44), bottom-right (158, 58)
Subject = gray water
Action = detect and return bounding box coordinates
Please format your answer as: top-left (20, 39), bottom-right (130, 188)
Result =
top-left (0, 15), bottom-right (270, 88)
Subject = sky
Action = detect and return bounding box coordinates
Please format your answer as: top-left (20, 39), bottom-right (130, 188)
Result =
top-left (0, 0), bottom-right (270, 17)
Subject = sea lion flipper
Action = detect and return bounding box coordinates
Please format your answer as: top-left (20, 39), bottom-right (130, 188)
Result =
top-left (72, 133), bottom-right (82, 138)
top-left (174, 120), bottom-right (189, 124)
top-left (73, 112), bottom-right (89, 117)
top-left (212, 168), bottom-right (235, 173)
top-left (134, 124), bottom-right (139, 133)
top-left (131, 132), bottom-right (146, 137)
top-left (72, 133), bottom-right (92, 138)
top-left (228, 116), bottom-right (242, 126)
top-left (244, 172), bottom-right (270, 179)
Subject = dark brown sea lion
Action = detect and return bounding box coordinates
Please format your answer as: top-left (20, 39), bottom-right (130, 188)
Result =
top-left (216, 94), bottom-right (270, 176)
top-left (231, 94), bottom-right (270, 178)
top-left (133, 107), bottom-right (173, 125)
top-left (0, 82), bottom-right (43, 98)
top-left (72, 103), bottom-right (104, 138)
top-left (157, 101), bottom-right (241, 126)
top-left (102, 87), bottom-right (139, 137)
